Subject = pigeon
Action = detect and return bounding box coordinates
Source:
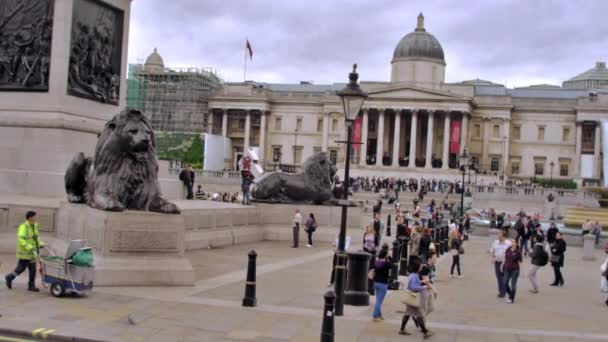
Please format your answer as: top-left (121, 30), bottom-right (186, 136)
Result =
top-left (127, 314), bottom-right (137, 325)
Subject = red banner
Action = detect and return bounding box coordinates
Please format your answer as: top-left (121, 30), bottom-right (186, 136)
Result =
top-left (352, 116), bottom-right (362, 150)
top-left (450, 120), bottom-right (461, 154)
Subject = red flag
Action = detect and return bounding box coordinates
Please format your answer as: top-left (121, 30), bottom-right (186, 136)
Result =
top-left (450, 120), bottom-right (461, 154)
top-left (246, 39), bottom-right (253, 60)
top-left (352, 116), bottom-right (362, 150)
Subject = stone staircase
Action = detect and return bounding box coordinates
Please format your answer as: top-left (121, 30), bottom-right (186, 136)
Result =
top-left (563, 207), bottom-right (608, 229)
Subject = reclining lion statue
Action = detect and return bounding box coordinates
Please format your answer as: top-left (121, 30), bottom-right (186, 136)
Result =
top-left (252, 152), bottom-right (337, 204)
top-left (64, 109), bottom-right (180, 214)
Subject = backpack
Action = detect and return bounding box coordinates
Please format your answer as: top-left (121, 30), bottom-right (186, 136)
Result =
top-left (537, 248), bottom-right (549, 266)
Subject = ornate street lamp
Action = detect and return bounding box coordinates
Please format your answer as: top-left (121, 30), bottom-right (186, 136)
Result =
top-left (334, 64), bottom-right (367, 316)
top-left (459, 149), bottom-right (469, 218)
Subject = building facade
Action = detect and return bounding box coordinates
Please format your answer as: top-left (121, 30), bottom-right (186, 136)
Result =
top-left (209, 14), bottom-right (608, 182)
top-left (127, 49), bottom-right (222, 133)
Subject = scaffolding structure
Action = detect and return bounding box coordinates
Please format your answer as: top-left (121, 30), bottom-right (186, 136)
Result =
top-left (126, 64), bottom-right (222, 133)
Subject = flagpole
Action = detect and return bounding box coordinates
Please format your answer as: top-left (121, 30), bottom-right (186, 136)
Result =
top-left (244, 38), bottom-right (247, 82)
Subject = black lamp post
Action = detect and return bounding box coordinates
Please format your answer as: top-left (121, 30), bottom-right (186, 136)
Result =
top-left (334, 64), bottom-right (367, 316)
top-left (550, 161), bottom-right (555, 182)
top-left (459, 149), bottom-right (469, 218)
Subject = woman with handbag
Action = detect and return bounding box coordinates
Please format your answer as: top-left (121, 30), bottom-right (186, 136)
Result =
top-left (550, 232), bottom-right (567, 286)
top-left (399, 260), bottom-right (434, 339)
top-left (372, 244), bottom-right (392, 322)
top-left (450, 230), bottom-right (463, 278)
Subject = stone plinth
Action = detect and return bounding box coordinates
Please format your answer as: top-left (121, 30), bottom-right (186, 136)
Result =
top-left (54, 203), bottom-right (194, 286)
top-left (0, 0), bottom-right (132, 198)
top-left (582, 234), bottom-right (597, 261)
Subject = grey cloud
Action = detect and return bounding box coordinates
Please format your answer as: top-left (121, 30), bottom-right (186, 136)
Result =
top-left (128, 0), bottom-right (607, 87)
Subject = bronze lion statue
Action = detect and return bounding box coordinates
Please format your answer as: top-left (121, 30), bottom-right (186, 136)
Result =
top-left (252, 152), bottom-right (337, 204)
top-left (64, 109), bottom-right (180, 214)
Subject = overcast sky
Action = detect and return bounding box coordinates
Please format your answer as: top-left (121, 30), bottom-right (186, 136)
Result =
top-left (128, 0), bottom-right (608, 88)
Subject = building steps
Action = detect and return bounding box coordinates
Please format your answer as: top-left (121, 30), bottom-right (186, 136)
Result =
top-left (563, 207), bottom-right (608, 229)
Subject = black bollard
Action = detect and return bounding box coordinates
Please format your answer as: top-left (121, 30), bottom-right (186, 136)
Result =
top-left (398, 236), bottom-right (409, 276)
top-left (344, 251), bottom-right (371, 306)
top-left (367, 250), bottom-right (376, 296)
top-left (333, 252), bottom-right (347, 316)
top-left (442, 225), bottom-right (448, 255)
top-left (386, 214), bottom-right (392, 237)
top-left (389, 239), bottom-right (400, 290)
top-left (242, 250), bottom-right (257, 307)
top-left (320, 289), bottom-right (335, 342)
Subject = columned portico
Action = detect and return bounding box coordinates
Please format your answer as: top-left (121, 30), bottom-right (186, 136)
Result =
top-left (594, 123), bottom-right (601, 178)
top-left (322, 112), bottom-right (329, 152)
top-left (442, 112), bottom-right (451, 170)
top-left (409, 110), bottom-right (418, 168)
top-left (259, 112), bottom-right (267, 164)
top-left (244, 110), bottom-right (251, 151)
top-left (575, 123), bottom-right (582, 177)
top-left (460, 113), bottom-right (468, 154)
top-left (425, 111), bottom-right (434, 168)
top-left (222, 110), bottom-right (228, 137)
top-left (360, 109), bottom-right (369, 166)
top-left (392, 110), bottom-right (401, 167)
top-left (376, 109), bottom-right (385, 167)
top-left (207, 112), bottom-right (213, 135)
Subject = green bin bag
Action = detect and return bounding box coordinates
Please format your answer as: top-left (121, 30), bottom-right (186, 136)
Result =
top-left (71, 248), bottom-right (94, 267)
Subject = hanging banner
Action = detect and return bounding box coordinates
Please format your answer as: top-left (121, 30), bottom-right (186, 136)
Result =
top-left (352, 116), bottom-right (362, 150)
top-left (450, 120), bottom-right (461, 154)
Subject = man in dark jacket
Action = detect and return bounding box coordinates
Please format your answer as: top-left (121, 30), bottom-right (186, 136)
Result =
top-left (547, 223), bottom-right (559, 245)
top-left (179, 165), bottom-right (195, 199)
top-left (528, 241), bottom-right (547, 293)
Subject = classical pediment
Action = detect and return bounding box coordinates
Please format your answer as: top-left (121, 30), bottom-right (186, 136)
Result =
top-left (367, 85), bottom-right (470, 101)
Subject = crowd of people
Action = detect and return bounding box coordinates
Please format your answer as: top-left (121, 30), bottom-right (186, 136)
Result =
top-left (352, 176), bottom-right (467, 195)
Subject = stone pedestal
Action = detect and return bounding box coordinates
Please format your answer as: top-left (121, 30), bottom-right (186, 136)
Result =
top-left (54, 203), bottom-right (195, 286)
top-left (582, 234), bottom-right (597, 261)
top-left (0, 0), bottom-right (132, 197)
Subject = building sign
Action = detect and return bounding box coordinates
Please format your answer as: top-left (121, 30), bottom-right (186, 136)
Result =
top-left (450, 120), bottom-right (461, 154)
top-left (352, 116), bottom-right (362, 150)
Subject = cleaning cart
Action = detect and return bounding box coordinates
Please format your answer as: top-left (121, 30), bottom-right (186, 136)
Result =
top-left (40, 240), bottom-right (94, 297)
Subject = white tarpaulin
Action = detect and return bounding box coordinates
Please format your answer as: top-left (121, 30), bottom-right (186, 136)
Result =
top-left (238, 147), bottom-right (264, 178)
top-left (203, 134), bottom-right (230, 171)
top-left (602, 120), bottom-right (608, 186)
top-left (580, 154), bottom-right (594, 179)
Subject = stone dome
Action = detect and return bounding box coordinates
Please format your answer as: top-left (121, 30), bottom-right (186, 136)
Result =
top-left (563, 61), bottom-right (608, 89)
top-left (392, 13), bottom-right (445, 64)
top-left (144, 48), bottom-right (164, 73)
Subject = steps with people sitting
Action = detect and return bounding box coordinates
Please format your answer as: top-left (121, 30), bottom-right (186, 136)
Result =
top-left (563, 207), bottom-right (608, 229)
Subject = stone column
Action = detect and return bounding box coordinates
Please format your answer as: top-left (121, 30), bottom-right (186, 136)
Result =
top-left (259, 112), bottom-right (266, 166)
top-left (503, 120), bottom-right (510, 177)
top-left (442, 112), bottom-right (451, 169)
top-left (360, 109), bottom-right (369, 166)
top-left (460, 113), bottom-right (469, 154)
top-left (392, 110), bottom-right (401, 167)
top-left (481, 119), bottom-right (490, 168)
top-left (409, 110), bottom-right (418, 168)
top-left (244, 110), bottom-right (251, 151)
top-left (594, 122), bottom-right (601, 178)
top-left (575, 122), bottom-right (582, 177)
top-left (208, 111), bottom-right (214, 135)
top-left (222, 110), bottom-right (228, 137)
top-left (425, 111), bottom-right (434, 168)
top-left (376, 110), bottom-right (385, 166)
top-left (322, 112), bottom-right (329, 152)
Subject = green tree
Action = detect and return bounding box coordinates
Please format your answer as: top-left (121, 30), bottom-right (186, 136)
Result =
top-left (183, 134), bottom-right (204, 168)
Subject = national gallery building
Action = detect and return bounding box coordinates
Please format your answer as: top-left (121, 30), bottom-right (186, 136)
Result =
top-left (204, 14), bottom-right (608, 182)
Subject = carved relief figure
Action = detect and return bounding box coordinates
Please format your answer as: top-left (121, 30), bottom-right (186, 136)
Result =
top-left (67, 0), bottom-right (124, 104)
top-left (0, 0), bottom-right (53, 90)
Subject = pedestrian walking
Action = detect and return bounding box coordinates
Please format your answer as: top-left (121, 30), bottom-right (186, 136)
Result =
top-left (5, 211), bottom-right (45, 292)
top-left (490, 231), bottom-right (512, 298)
top-left (418, 228), bottom-right (433, 264)
top-left (550, 232), bottom-right (567, 286)
top-left (503, 239), bottom-right (523, 303)
top-left (178, 165), bottom-right (195, 199)
top-left (372, 213), bottom-right (385, 246)
top-left (592, 221), bottom-right (602, 246)
top-left (292, 209), bottom-right (302, 248)
top-left (399, 260), bottom-right (434, 339)
top-left (600, 244), bottom-right (608, 306)
top-left (372, 244), bottom-right (391, 322)
top-left (409, 225), bottom-right (422, 266)
top-left (450, 230), bottom-right (463, 278)
top-left (304, 213), bottom-right (317, 247)
top-left (528, 240), bottom-right (549, 293)
top-left (241, 169), bottom-right (254, 205)
top-left (546, 222), bottom-right (559, 249)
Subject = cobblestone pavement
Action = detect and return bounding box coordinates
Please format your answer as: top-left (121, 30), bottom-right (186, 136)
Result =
top-left (1, 236), bottom-right (607, 341)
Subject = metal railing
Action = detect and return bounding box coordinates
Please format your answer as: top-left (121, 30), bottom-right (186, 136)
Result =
top-left (168, 168), bottom-right (242, 184)
top-left (469, 184), bottom-right (600, 205)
